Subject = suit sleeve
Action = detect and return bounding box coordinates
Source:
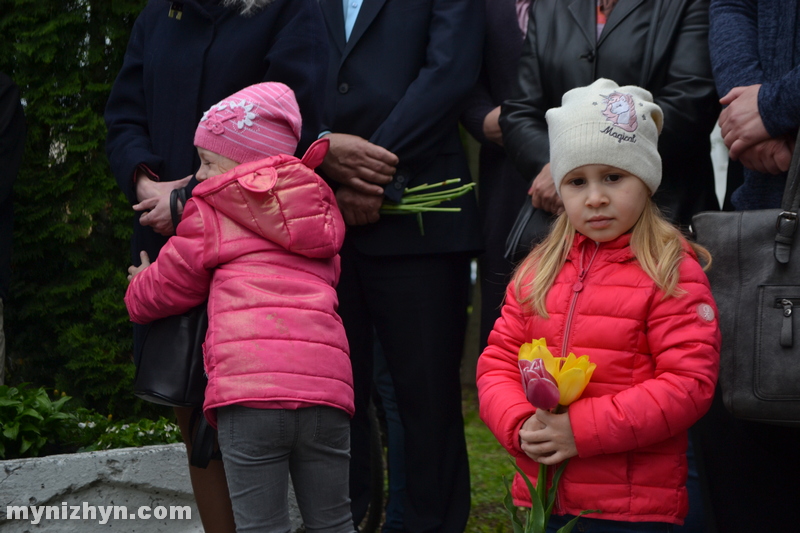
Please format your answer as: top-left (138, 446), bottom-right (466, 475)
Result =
top-left (104, 10), bottom-right (163, 205)
top-left (476, 284), bottom-right (536, 458)
top-left (498, 10), bottom-right (549, 182)
top-left (369, 0), bottom-right (484, 194)
top-left (569, 257), bottom-right (721, 457)
top-left (124, 200), bottom-right (214, 324)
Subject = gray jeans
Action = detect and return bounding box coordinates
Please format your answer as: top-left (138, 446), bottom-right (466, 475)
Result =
top-left (217, 405), bottom-right (355, 533)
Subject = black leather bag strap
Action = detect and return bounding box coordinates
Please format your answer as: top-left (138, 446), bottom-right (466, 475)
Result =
top-left (170, 187), bottom-right (188, 232)
top-left (773, 135), bottom-right (800, 263)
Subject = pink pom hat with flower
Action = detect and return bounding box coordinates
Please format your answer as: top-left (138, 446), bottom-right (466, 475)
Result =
top-left (194, 82), bottom-right (302, 164)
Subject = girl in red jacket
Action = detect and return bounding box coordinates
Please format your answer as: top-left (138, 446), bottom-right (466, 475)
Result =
top-left (477, 79), bottom-right (720, 532)
top-left (126, 83), bottom-right (355, 533)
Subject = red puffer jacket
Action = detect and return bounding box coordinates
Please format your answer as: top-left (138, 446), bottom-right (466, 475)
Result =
top-left (477, 233), bottom-right (720, 524)
top-left (125, 140), bottom-right (353, 425)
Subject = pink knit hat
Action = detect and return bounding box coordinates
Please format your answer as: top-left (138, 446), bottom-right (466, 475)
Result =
top-left (194, 82), bottom-right (302, 164)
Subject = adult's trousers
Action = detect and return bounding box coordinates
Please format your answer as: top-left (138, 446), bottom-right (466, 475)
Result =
top-left (337, 239), bottom-right (472, 533)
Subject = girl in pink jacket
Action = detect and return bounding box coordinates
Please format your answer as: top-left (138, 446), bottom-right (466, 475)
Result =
top-left (125, 82), bottom-right (355, 533)
top-left (477, 79), bottom-right (720, 531)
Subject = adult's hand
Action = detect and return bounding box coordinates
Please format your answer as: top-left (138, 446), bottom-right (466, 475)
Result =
top-left (319, 133), bottom-right (398, 194)
top-left (483, 106), bottom-right (503, 146)
top-left (719, 85), bottom-right (771, 160)
top-left (737, 137), bottom-right (793, 175)
top-left (529, 163), bottom-right (563, 215)
top-left (336, 185), bottom-right (383, 226)
top-left (133, 174), bottom-right (192, 236)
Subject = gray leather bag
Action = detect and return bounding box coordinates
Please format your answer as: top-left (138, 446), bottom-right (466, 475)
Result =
top-left (693, 141), bottom-right (800, 426)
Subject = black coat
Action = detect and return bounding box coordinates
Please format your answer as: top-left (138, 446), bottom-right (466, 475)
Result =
top-left (460, 0), bottom-right (530, 348)
top-left (319, 0), bottom-right (484, 256)
top-left (105, 0), bottom-right (328, 262)
top-left (0, 73), bottom-right (25, 301)
top-left (500, 0), bottom-right (721, 226)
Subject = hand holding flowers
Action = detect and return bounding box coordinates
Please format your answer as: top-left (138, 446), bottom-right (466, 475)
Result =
top-left (520, 409), bottom-right (577, 466)
top-left (502, 338), bottom-right (599, 533)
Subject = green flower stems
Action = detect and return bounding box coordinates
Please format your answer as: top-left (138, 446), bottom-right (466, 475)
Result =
top-left (380, 179), bottom-right (475, 214)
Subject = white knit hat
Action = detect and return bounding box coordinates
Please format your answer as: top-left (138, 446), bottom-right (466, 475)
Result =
top-left (546, 78), bottom-right (664, 195)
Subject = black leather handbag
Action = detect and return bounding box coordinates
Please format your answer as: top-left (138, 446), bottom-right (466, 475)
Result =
top-left (133, 305), bottom-right (208, 407)
top-left (504, 199), bottom-right (556, 263)
top-left (692, 137), bottom-right (800, 426)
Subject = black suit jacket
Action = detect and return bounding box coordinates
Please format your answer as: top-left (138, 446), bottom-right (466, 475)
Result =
top-left (500, 0), bottom-right (721, 226)
top-left (320, 0), bottom-right (484, 256)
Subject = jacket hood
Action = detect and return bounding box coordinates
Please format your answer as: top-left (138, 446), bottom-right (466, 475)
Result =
top-left (191, 139), bottom-right (344, 259)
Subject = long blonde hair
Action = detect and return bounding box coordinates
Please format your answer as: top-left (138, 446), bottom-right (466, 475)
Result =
top-left (512, 200), bottom-right (711, 318)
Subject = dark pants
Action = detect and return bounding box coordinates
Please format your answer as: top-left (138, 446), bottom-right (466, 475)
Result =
top-left (695, 388), bottom-right (800, 532)
top-left (338, 240), bottom-right (472, 533)
top-left (547, 515), bottom-right (672, 533)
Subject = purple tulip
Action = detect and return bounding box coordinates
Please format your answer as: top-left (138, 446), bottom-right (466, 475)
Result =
top-left (519, 358), bottom-right (560, 411)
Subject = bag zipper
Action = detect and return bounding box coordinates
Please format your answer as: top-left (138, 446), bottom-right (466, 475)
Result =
top-left (775, 298), bottom-right (799, 347)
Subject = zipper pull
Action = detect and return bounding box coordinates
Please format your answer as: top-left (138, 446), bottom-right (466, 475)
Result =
top-left (781, 298), bottom-right (793, 348)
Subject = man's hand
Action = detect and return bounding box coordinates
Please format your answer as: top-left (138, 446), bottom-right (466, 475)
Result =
top-left (336, 185), bottom-right (383, 226)
top-left (127, 251), bottom-right (151, 282)
top-left (719, 85), bottom-right (771, 160)
top-left (529, 163), bottom-right (563, 215)
top-left (133, 174), bottom-right (192, 236)
top-left (483, 106), bottom-right (503, 146)
top-left (738, 137), bottom-right (793, 175)
top-left (320, 133), bottom-right (398, 194)
top-left (519, 409), bottom-right (578, 466)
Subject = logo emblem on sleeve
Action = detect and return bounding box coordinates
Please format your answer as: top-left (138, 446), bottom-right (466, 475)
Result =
top-left (697, 303), bottom-right (715, 322)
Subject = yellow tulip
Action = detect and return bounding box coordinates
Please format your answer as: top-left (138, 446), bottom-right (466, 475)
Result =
top-left (518, 339), bottom-right (596, 407)
top-left (555, 353), bottom-right (596, 406)
top-left (518, 338), bottom-right (561, 376)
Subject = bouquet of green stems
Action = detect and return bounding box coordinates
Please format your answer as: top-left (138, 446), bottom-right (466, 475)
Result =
top-left (380, 179), bottom-right (475, 234)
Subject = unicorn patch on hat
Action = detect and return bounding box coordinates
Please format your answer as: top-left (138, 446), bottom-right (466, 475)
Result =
top-left (601, 92), bottom-right (638, 132)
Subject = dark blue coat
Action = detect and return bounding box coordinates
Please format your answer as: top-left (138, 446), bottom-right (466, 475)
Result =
top-left (0, 73), bottom-right (25, 301)
top-left (460, 0), bottom-right (531, 348)
top-left (105, 0), bottom-right (327, 262)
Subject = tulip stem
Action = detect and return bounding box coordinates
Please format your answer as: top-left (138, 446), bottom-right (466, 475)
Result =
top-left (536, 461), bottom-right (547, 509)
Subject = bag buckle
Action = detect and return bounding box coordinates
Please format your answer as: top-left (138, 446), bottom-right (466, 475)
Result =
top-left (776, 211), bottom-right (798, 232)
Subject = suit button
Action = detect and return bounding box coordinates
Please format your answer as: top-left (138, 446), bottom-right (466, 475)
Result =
top-left (394, 182), bottom-right (403, 190)
top-left (338, 82), bottom-right (349, 94)
top-left (396, 174), bottom-right (405, 183)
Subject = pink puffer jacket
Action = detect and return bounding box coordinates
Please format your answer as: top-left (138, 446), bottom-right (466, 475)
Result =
top-left (477, 233), bottom-right (720, 525)
top-left (125, 140), bottom-right (353, 424)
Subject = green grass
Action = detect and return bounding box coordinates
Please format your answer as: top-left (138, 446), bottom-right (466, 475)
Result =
top-left (462, 385), bottom-right (516, 532)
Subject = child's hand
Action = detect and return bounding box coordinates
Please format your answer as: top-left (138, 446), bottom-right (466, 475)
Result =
top-left (519, 409), bottom-right (578, 465)
top-left (127, 251), bottom-right (151, 282)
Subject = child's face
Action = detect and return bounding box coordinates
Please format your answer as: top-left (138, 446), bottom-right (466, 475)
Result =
top-left (195, 148), bottom-right (239, 181)
top-left (559, 164), bottom-right (650, 242)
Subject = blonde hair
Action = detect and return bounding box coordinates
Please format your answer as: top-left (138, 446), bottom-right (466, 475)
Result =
top-left (512, 200), bottom-right (711, 318)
